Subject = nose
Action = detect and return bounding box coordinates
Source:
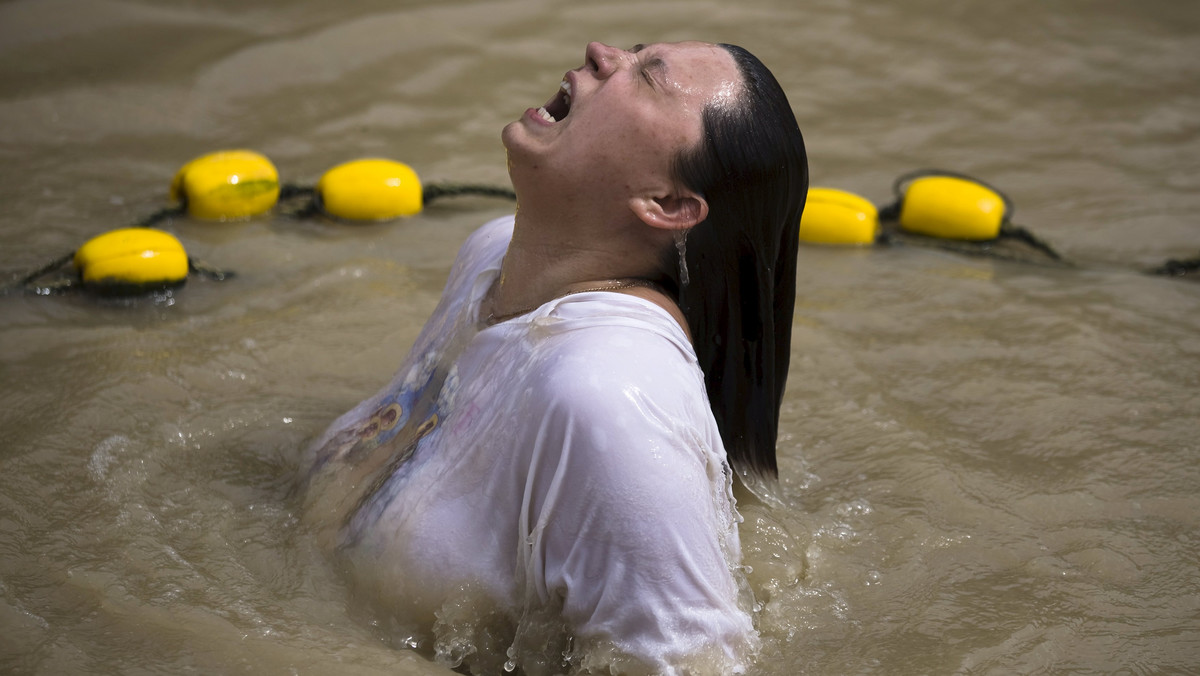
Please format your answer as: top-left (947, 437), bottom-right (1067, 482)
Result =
top-left (585, 41), bottom-right (624, 79)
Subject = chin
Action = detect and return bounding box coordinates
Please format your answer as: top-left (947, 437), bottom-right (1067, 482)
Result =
top-left (500, 118), bottom-right (530, 149)
top-left (499, 130), bottom-right (541, 175)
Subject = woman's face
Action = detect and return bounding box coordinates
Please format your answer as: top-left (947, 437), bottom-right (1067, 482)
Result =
top-left (502, 41), bottom-right (741, 206)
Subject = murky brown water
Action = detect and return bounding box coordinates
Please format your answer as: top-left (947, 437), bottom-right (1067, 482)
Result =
top-left (2, 0), bottom-right (1198, 673)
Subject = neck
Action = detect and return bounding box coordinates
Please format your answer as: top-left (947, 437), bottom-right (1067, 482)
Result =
top-left (484, 172), bottom-right (693, 334)
top-left (491, 201), bottom-right (654, 304)
top-left (484, 200), bottom-right (682, 326)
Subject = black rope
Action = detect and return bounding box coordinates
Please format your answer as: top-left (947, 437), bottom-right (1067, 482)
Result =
top-left (8, 250), bottom-right (75, 292)
top-left (998, 223), bottom-right (1064, 261)
top-left (422, 183), bottom-right (516, 205)
top-left (134, 204), bottom-right (185, 229)
top-left (279, 183), bottom-right (321, 219)
top-left (279, 183), bottom-right (315, 201)
top-left (1149, 255), bottom-right (1200, 278)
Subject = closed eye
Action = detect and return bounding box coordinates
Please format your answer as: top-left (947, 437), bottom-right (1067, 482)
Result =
top-left (639, 55), bottom-right (666, 88)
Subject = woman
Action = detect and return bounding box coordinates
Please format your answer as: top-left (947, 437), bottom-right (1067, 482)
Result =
top-left (303, 41), bottom-right (807, 675)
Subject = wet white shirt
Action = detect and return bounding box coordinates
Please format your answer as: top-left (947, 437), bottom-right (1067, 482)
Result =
top-left (305, 215), bottom-right (756, 674)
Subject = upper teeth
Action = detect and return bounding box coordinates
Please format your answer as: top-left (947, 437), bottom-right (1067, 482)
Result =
top-left (536, 80), bottom-right (572, 123)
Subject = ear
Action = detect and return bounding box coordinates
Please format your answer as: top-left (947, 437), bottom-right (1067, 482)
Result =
top-left (629, 189), bottom-right (709, 232)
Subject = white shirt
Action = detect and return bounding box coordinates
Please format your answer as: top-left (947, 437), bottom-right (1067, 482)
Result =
top-left (304, 215), bottom-right (756, 674)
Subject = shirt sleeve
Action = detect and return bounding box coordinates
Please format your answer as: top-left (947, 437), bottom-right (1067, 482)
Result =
top-left (515, 323), bottom-right (757, 674)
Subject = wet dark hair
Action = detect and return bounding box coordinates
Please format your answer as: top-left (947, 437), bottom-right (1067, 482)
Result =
top-left (664, 44), bottom-right (808, 478)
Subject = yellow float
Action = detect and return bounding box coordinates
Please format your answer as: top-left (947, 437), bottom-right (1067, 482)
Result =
top-left (315, 158), bottom-right (424, 221)
top-left (895, 173), bottom-right (1009, 241)
top-left (169, 149), bottom-right (280, 220)
top-left (798, 187), bottom-right (878, 246)
top-left (73, 228), bottom-right (189, 290)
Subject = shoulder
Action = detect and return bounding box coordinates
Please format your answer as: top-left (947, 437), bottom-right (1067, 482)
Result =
top-left (528, 301), bottom-right (705, 419)
top-left (514, 303), bottom-right (724, 490)
top-left (534, 293), bottom-right (697, 377)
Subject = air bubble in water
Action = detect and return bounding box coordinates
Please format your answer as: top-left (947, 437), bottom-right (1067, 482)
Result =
top-left (836, 498), bottom-right (872, 518)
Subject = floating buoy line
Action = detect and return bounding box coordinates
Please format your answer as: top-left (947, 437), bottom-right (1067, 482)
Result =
top-left (4, 154), bottom-right (1196, 300)
top-left (800, 169), bottom-right (1065, 261)
top-left (4, 150), bottom-right (517, 298)
top-left (799, 169), bottom-right (1199, 279)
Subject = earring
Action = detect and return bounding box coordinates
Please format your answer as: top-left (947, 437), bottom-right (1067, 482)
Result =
top-left (675, 230), bottom-right (690, 286)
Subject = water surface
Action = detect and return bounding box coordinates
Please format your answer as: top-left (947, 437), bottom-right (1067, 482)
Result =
top-left (2, 0), bottom-right (1198, 673)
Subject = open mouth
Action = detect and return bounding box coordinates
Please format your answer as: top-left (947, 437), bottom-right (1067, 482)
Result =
top-left (536, 80), bottom-right (572, 123)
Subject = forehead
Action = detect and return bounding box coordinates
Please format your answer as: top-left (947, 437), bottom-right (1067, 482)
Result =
top-left (641, 41), bottom-right (741, 106)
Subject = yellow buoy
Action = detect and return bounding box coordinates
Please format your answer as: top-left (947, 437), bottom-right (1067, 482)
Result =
top-left (798, 187), bottom-right (879, 246)
top-left (74, 228), bottom-right (189, 290)
top-left (170, 149), bottom-right (280, 221)
top-left (898, 175), bottom-right (1007, 241)
top-left (316, 158), bottom-right (423, 221)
